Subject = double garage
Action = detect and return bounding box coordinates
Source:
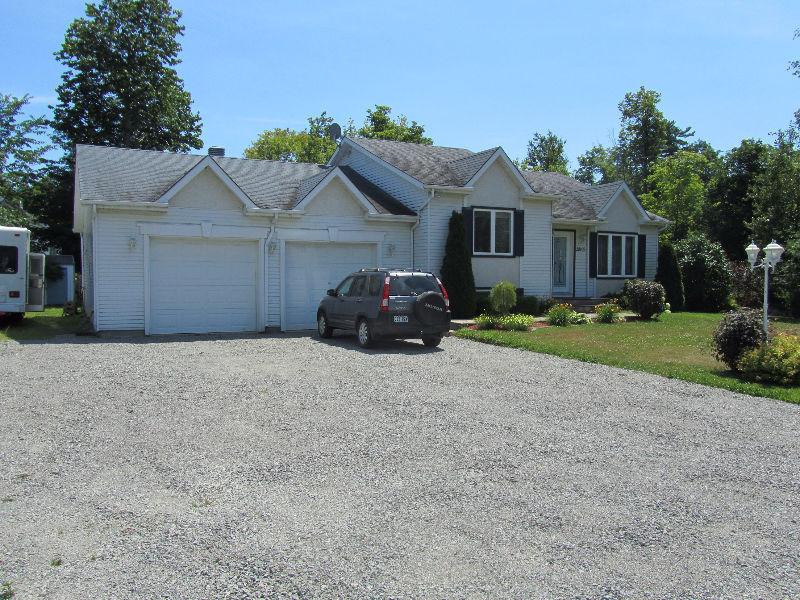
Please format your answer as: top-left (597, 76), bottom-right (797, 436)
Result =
top-left (146, 237), bottom-right (378, 335)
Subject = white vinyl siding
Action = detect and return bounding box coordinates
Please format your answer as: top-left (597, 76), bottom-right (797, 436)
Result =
top-left (519, 199), bottom-right (553, 297)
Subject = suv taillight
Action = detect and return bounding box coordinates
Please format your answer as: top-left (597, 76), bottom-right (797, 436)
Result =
top-left (380, 276), bottom-right (391, 312)
top-left (436, 277), bottom-right (450, 309)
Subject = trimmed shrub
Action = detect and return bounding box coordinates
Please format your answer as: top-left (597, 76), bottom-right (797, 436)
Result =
top-left (675, 233), bottom-right (733, 311)
top-left (489, 280), bottom-right (517, 315)
top-left (500, 313), bottom-right (536, 331)
top-left (474, 313), bottom-right (500, 330)
top-left (512, 295), bottom-right (540, 316)
top-left (594, 301), bottom-right (623, 323)
top-left (655, 240), bottom-right (685, 311)
top-left (623, 279), bottom-right (666, 320)
top-left (440, 211), bottom-right (477, 318)
top-left (712, 308), bottom-right (766, 371)
top-left (546, 303), bottom-right (576, 326)
top-left (569, 312), bottom-right (590, 325)
top-left (738, 334), bottom-right (800, 385)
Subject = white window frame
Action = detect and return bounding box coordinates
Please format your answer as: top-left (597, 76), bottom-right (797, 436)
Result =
top-left (473, 208), bottom-right (514, 256)
top-left (597, 233), bottom-right (637, 277)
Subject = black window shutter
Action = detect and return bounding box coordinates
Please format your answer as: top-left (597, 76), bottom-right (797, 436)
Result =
top-left (462, 207), bottom-right (474, 256)
top-left (513, 209), bottom-right (524, 256)
top-left (589, 232), bottom-right (598, 278)
top-left (637, 234), bottom-right (647, 278)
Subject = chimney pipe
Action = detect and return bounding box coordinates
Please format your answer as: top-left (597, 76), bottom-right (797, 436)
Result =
top-left (208, 146), bottom-right (225, 157)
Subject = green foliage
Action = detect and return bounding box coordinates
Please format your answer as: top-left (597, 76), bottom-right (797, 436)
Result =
top-left (546, 303), bottom-right (578, 326)
top-left (569, 312), bottom-right (590, 324)
top-left (640, 151), bottom-right (713, 240)
top-left (244, 112), bottom-right (337, 164)
top-left (474, 313), bottom-right (500, 330)
top-left (675, 233), bottom-right (733, 311)
top-left (0, 94), bottom-right (50, 228)
top-left (500, 314), bottom-right (536, 331)
top-left (489, 280), bottom-right (517, 315)
top-left (738, 334), bottom-right (800, 385)
top-left (53, 0), bottom-right (202, 151)
top-left (0, 581), bottom-right (13, 600)
top-left (712, 308), bottom-right (766, 370)
top-left (355, 105), bottom-right (432, 144)
top-left (593, 301), bottom-right (623, 323)
top-left (623, 279), bottom-right (666, 320)
top-left (773, 236), bottom-right (800, 317)
top-left (521, 130), bottom-right (569, 175)
top-left (729, 261), bottom-right (763, 308)
top-left (574, 144), bottom-right (618, 184)
top-left (512, 296), bottom-right (541, 316)
top-left (655, 240), bottom-right (685, 311)
top-left (439, 211), bottom-right (477, 318)
top-left (23, 161), bottom-right (79, 256)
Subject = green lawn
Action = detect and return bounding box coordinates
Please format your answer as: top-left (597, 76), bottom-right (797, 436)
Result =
top-left (0, 308), bottom-right (84, 342)
top-left (455, 312), bottom-right (800, 404)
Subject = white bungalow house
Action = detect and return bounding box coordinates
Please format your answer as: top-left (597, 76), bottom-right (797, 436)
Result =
top-left (73, 138), bottom-right (667, 334)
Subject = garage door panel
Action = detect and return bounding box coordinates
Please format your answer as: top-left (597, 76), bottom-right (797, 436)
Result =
top-left (149, 238), bottom-right (258, 334)
top-left (284, 242), bottom-right (377, 330)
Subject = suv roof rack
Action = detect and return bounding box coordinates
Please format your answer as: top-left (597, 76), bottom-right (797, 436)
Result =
top-left (358, 267), bottom-right (421, 273)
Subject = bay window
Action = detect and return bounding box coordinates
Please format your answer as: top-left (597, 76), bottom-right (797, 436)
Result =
top-left (473, 209), bottom-right (513, 256)
top-left (597, 233), bottom-right (637, 277)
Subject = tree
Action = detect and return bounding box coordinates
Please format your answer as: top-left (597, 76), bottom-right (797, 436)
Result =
top-left (356, 105), bottom-right (432, 144)
top-left (574, 144), bottom-right (618, 184)
top-left (640, 151), bottom-right (712, 241)
top-left (245, 112), bottom-right (337, 164)
top-left (0, 94), bottom-right (50, 228)
top-left (703, 139), bottom-right (769, 259)
top-left (521, 130), bottom-right (569, 174)
top-left (675, 233), bottom-right (732, 311)
top-left (615, 87), bottom-right (693, 194)
top-left (53, 0), bottom-right (202, 151)
top-left (439, 211), bottom-right (476, 317)
top-left (790, 28), bottom-right (800, 128)
top-left (655, 239), bottom-right (685, 311)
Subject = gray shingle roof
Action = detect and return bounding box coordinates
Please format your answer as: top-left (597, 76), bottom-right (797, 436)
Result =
top-left (75, 144), bottom-right (409, 215)
top-left (519, 170), bottom-right (590, 195)
top-left (338, 166), bottom-right (416, 216)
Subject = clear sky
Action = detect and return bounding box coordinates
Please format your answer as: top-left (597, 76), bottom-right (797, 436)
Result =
top-left (2, 0), bottom-right (799, 167)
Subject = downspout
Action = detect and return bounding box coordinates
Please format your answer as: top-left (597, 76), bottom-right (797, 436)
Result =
top-left (264, 213), bottom-right (278, 328)
top-left (427, 188), bottom-right (434, 272)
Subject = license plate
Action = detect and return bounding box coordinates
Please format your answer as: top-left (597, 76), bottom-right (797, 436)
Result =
top-left (393, 315), bottom-right (409, 323)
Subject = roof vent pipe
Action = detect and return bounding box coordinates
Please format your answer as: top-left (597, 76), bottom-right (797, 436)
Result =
top-left (208, 146), bottom-right (225, 157)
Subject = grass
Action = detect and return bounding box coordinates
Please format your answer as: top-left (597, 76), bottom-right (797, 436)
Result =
top-left (455, 312), bottom-right (800, 404)
top-left (0, 308), bottom-right (83, 341)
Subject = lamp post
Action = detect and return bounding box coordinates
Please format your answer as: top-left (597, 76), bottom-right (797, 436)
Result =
top-left (746, 240), bottom-right (784, 338)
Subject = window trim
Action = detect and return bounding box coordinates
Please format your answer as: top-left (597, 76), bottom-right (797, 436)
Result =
top-left (596, 232), bottom-right (637, 278)
top-left (472, 208), bottom-right (514, 257)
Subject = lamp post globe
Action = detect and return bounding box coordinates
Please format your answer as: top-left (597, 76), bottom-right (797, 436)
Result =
top-left (764, 240), bottom-right (784, 268)
top-left (745, 241), bottom-right (760, 268)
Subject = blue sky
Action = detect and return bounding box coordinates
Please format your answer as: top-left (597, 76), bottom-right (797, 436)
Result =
top-left (2, 1), bottom-right (799, 167)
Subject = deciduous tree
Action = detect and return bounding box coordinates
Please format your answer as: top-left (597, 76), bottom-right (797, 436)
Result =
top-left (520, 130), bottom-right (569, 175)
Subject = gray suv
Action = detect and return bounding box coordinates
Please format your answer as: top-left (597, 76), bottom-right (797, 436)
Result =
top-left (316, 268), bottom-right (451, 348)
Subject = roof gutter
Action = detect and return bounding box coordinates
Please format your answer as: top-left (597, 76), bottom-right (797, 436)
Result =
top-left (423, 185), bottom-right (473, 195)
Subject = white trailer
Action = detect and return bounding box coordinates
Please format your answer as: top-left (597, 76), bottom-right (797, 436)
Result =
top-left (0, 226), bottom-right (45, 321)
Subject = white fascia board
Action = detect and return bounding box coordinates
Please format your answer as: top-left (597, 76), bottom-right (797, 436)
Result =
top-left (84, 200), bottom-right (169, 212)
top-left (523, 193), bottom-right (559, 202)
top-left (343, 137), bottom-right (426, 190)
top-left (597, 182), bottom-right (650, 221)
top-left (464, 148), bottom-right (535, 193)
top-left (424, 185), bottom-right (474, 195)
top-left (244, 207), bottom-right (304, 218)
top-left (157, 156), bottom-right (257, 209)
top-left (293, 167), bottom-right (377, 214)
top-left (552, 218), bottom-right (602, 226)
top-left (364, 214), bottom-right (418, 223)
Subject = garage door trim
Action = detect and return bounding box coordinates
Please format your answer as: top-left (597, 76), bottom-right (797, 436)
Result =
top-left (143, 231), bottom-right (266, 335)
top-left (280, 238), bottom-right (382, 331)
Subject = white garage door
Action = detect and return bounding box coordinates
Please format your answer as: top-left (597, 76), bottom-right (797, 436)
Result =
top-left (149, 237), bottom-right (258, 334)
top-left (284, 242), bottom-right (377, 330)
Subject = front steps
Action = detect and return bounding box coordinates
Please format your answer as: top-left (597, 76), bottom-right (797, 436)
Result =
top-left (559, 297), bottom-right (605, 313)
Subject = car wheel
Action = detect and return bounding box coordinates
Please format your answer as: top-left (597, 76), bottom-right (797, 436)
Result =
top-left (422, 336), bottom-right (441, 348)
top-left (356, 319), bottom-right (373, 348)
top-left (317, 312), bottom-right (333, 338)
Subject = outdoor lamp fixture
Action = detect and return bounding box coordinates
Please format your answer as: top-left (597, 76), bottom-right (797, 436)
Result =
top-left (746, 240), bottom-right (785, 337)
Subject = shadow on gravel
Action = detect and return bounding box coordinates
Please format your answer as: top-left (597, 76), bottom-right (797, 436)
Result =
top-left (313, 330), bottom-right (444, 355)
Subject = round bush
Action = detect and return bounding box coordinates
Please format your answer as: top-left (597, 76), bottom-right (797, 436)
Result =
top-left (489, 280), bottom-right (517, 315)
top-left (738, 334), bottom-right (800, 385)
top-left (593, 301), bottom-right (622, 323)
top-left (623, 279), bottom-right (666, 320)
top-left (675, 233), bottom-right (733, 311)
top-left (655, 240), bottom-right (685, 311)
top-left (547, 303), bottom-right (576, 326)
top-left (713, 308), bottom-right (766, 371)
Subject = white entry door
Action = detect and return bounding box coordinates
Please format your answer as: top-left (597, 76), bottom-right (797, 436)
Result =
top-left (552, 231), bottom-right (574, 296)
top-left (283, 242), bottom-right (377, 330)
top-left (149, 237), bottom-right (258, 334)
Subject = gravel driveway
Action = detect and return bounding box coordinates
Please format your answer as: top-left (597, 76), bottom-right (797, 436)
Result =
top-left (1, 332), bottom-right (798, 599)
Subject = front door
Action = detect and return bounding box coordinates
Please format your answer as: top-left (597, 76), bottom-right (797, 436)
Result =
top-left (552, 231), bottom-right (574, 296)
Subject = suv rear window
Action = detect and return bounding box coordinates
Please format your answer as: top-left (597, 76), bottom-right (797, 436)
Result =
top-left (0, 246), bottom-right (18, 274)
top-left (389, 274), bottom-right (439, 296)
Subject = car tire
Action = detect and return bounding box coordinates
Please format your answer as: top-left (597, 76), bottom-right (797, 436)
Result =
top-left (356, 319), bottom-right (374, 348)
top-left (422, 336), bottom-right (441, 347)
top-left (317, 312), bottom-right (333, 338)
